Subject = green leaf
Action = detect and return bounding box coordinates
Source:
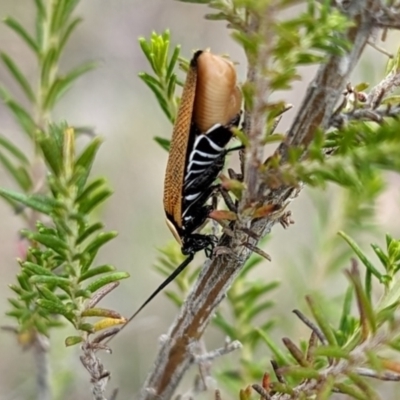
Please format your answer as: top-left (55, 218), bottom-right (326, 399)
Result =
top-left (264, 133), bottom-right (285, 144)
top-left (22, 231), bottom-right (68, 256)
top-left (138, 37), bottom-right (154, 71)
top-left (164, 290), bottom-right (183, 307)
top-left (0, 188), bottom-right (56, 214)
top-left (166, 45), bottom-right (181, 80)
top-left (30, 275), bottom-right (70, 287)
top-left (314, 345), bottom-right (350, 359)
top-left (167, 73), bottom-right (177, 101)
top-left (75, 178), bottom-right (107, 203)
top-left (37, 133), bottom-right (63, 176)
top-left (78, 265), bottom-right (116, 282)
top-left (0, 151), bottom-right (32, 191)
top-left (85, 272), bottom-right (129, 293)
top-left (371, 243), bottom-right (389, 270)
top-left (36, 298), bottom-right (74, 321)
top-left (205, 12), bottom-right (228, 21)
top-left (76, 222), bottom-right (104, 245)
top-left (234, 281), bottom-right (279, 303)
top-left (176, 0), bottom-right (210, 3)
top-left (34, 0), bottom-right (46, 50)
top-left (74, 137), bottom-right (103, 191)
top-left (339, 285), bottom-right (353, 336)
top-left (241, 254), bottom-right (267, 277)
top-left (81, 307), bottom-right (122, 318)
top-left (306, 295), bottom-right (337, 346)
top-left (4, 17), bottom-right (39, 54)
top-left (50, 0), bottom-right (66, 35)
top-left (138, 72), bottom-right (162, 89)
top-left (213, 312), bottom-right (237, 338)
top-left (20, 291), bottom-right (37, 302)
top-left (242, 300), bottom-right (274, 322)
top-left (22, 261), bottom-right (53, 277)
top-left (388, 239), bottom-right (400, 265)
top-left (8, 298), bottom-right (24, 309)
top-left (58, 17), bottom-right (82, 56)
top-left (386, 234), bottom-right (393, 249)
top-left (232, 127), bottom-right (249, 147)
top-left (347, 373), bottom-right (380, 400)
top-left (43, 61), bottom-right (97, 110)
top-left (377, 278), bottom-right (400, 310)
top-left (17, 273), bottom-right (32, 291)
top-left (6, 309), bottom-right (25, 318)
top-left (78, 188), bottom-right (113, 214)
top-left (365, 269), bottom-right (372, 302)
top-left (0, 88), bottom-right (37, 137)
top-left (0, 134), bottom-right (30, 164)
top-left (83, 231), bottom-right (118, 255)
top-left (154, 136), bottom-right (170, 151)
top-left (139, 73), bottom-right (172, 122)
top-left (8, 284), bottom-right (25, 296)
top-left (65, 335), bottom-right (83, 346)
top-left (50, 0), bottom-right (80, 36)
top-left (338, 231), bottom-right (382, 280)
top-left (1, 53), bottom-right (35, 102)
top-left (256, 329), bottom-right (292, 366)
top-left (37, 286), bottom-right (64, 304)
top-left (78, 323), bottom-right (94, 333)
top-left (283, 367), bottom-right (320, 380)
top-left (74, 289), bottom-right (91, 299)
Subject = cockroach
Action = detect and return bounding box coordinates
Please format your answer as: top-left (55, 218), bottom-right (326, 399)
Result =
top-left (108, 50), bottom-right (242, 338)
top-left (164, 50), bottom-right (242, 257)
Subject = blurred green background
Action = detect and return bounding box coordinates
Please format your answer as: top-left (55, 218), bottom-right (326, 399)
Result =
top-left (1, 1), bottom-right (400, 399)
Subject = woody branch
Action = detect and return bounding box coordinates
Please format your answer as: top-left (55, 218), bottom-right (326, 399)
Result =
top-left (139, 0), bottom-right (397, 399)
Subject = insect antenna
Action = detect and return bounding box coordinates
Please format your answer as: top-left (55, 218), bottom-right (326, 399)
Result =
top-left (104, 253), bottom-right (195, 344)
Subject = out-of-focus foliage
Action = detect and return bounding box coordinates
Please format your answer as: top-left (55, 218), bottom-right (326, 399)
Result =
top-left (3, 126), bottom-right (128, 343)
top-left (1, 0), bottom-right (127, 349)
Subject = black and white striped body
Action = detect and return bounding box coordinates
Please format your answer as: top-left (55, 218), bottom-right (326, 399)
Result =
top-left (180, 123), bottom-right (233, 240)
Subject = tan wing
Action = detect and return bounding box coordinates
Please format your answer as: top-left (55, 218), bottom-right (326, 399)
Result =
top-left (193, 51), bottom-right (242, 133)
top-left (163, 54), bottom-right (198, 229)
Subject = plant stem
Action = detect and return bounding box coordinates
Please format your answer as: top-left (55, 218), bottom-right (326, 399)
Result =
top-left (29, 2), bottom-right (62, 398)
top-left (33, 333), bottom-right (51, 400)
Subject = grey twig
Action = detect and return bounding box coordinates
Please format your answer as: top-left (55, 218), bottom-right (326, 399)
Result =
top-left (271, 360), bottom-right (286, 384)
top-left (329, 105), bottom-right (400, 128)
top-left (367, 39), bottom-right (394, 58)
top-left (373, 5), bottom-right (400, 28)
top-left (87, 282), bottom-right (120, 309)
top-left (354, 367), bottom-right (400, 381)
top-left (241, 4), bottom-right (277, 207)
top-left (252, 384), bottom-right (272, 400)
top-left (193, 340), bottom-right (242, 364)
top-left (33, 334), bottom-right (51, 400)
top-left (292, 309), bottom-right (327, 345)
top-left (80, 341), bottom-right (111, 400)
top-left (367, 68), bottom-right (400, 109)
top-left (194, 340), bottom-right (212, 393)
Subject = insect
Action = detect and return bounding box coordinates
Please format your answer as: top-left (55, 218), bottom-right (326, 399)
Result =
top-left (164, 49), bottom-right (242, 258)
top-left (110, 50), bottom-right (242, 335)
